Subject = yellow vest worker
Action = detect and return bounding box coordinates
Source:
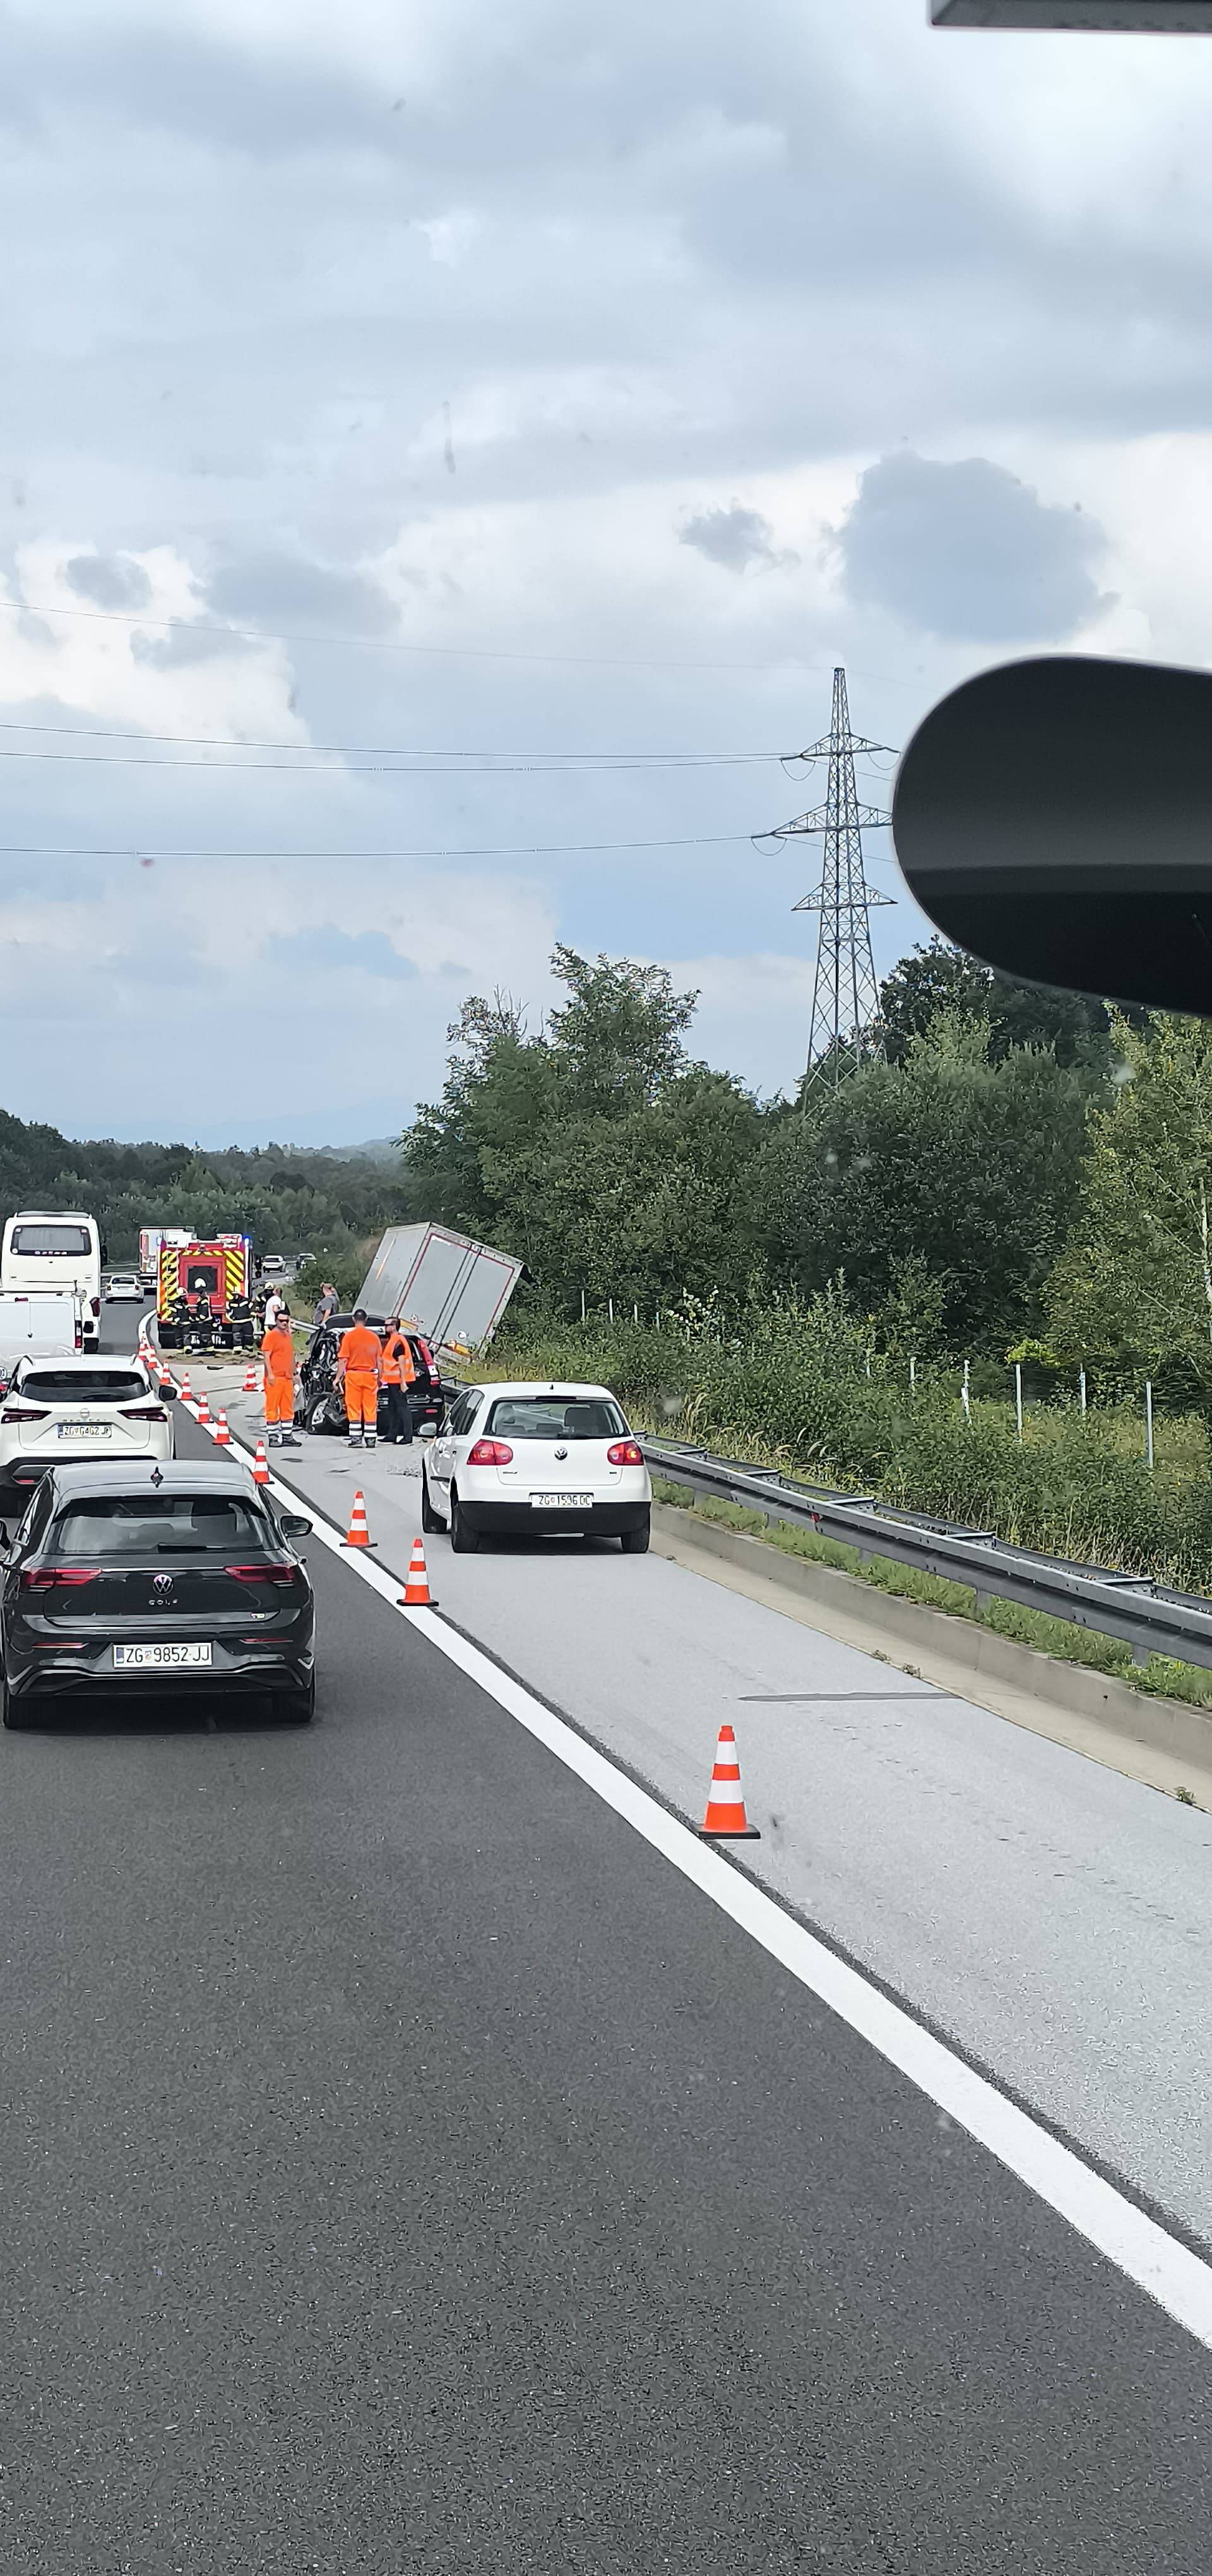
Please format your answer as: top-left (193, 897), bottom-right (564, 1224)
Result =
top-left (336, 1311), bottom-right (383, 1448)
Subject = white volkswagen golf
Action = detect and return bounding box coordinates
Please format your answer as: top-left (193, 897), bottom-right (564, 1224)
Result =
top-left (420, 1380), bottom-right (651, 1554)
top-left (0, 1354), bottom-right (177, 1515)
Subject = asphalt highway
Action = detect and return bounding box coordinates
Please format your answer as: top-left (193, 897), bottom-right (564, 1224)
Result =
top-left (0, 1312), bottom-right (1204, 2570)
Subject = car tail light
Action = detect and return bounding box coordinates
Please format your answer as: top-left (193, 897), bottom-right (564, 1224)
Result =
top-left (417, 1337), bottom-right (435, 1370)
top-left (225, 1563), bottom-right (300, 1588)
top-left (121, 1404), bottom-right (167, 1421)
top-left (1, 1405), bottom-right (50, 1423)
top-left (607, 1440), bottom-right (645, 1467)
top-left (467, 1438), bottom-right (513, 1466)
top-left (91, 1297), bottom-right (100, 1317)
top-left (20, 1567), bottom-right (99, 1592)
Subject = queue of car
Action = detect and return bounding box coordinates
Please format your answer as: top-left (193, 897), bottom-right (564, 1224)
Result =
top-left (0, 1238), bottom-right (651, 1732)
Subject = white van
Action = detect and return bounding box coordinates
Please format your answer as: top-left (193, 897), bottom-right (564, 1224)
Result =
top-left (0, 1210), bottom-right (102, 1344)
top-left (0, 1291), bottom-right (83, 1385)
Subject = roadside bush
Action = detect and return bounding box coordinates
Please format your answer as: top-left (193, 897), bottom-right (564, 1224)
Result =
top-left (494, 1293), bottom-right (1212, 1592)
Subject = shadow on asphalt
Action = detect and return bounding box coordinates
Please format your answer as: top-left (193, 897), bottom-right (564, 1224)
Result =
top-left (8, 1690), bottom-right (309, 1737)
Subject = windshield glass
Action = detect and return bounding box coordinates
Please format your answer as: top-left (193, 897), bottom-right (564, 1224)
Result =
top-left (50, 1495), bottom-right (273, 1556)
top-left (21, 1372), bottom-right (146, 1404)
top-left (11, 1225), bottom-right (91, 1256)
top-left (486, 1396), bottom-right (627, 1440)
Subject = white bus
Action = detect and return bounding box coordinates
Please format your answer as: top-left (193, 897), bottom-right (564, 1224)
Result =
top-left (0, 1210), bottom-right (103, 1343)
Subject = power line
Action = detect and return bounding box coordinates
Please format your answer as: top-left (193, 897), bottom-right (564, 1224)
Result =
top-left (0, 592), bottom-right (912, 683)
top-left (0, 741), bottom-right (787, 777)
top-left (0, 716), bottom-right (783, 765)
top-left (0, 831), bottom-right (761, 862)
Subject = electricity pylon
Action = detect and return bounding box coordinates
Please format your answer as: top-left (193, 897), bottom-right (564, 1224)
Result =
top-left (763, 667), bottom-right (896, 1091)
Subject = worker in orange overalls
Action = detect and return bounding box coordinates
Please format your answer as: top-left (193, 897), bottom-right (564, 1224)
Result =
top-left (261, 1309), bottom-right (300, 1449)
top-left (336, 1307), bottom-right (383, 1450)
top-left (379, 1316), bottom-right (417, 1446)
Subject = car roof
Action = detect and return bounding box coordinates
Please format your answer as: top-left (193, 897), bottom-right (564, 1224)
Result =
top-left (20, 1352), bottom-right (144, 1369)
top-left (475, 1380), bottom-right (615, 1401)
top-left (46, 1458), bottom-right (259, 1498)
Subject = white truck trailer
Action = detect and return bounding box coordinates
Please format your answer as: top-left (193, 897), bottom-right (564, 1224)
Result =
top-left (357, 1224), bottom-right (523, 1359)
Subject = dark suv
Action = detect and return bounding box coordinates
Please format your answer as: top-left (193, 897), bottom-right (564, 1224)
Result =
top-left (297, 1316), bottom-right (445, 1439)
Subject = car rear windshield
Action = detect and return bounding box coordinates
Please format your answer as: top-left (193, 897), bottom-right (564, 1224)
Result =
top-left (49, 1495), bottom-right (275, 1556)
top-left (485, 1396), bottom-right (627, 1440)
top-left (11, 1224), bottom-right (91, 1256)
top-left (21, 1371), bottom-right (146, 1404)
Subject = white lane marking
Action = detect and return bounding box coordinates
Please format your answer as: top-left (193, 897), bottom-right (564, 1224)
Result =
top-left (177, 1377), bottom-right (1212, 2353)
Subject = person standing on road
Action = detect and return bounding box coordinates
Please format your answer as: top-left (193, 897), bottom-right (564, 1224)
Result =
top-left (264, 1284), bottom-right (289, 1332)
top-left (261, 1311), bottom-right (300, 1448)
top-left (379, 1317), bottom-right (415, 1446)
top-left (312, 1281), bottom-right (338, 1328)
top-left (335, 1308), bottom-right (382, 1450)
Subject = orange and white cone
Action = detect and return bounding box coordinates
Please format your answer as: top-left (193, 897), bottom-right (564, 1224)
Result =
top-left (252, 1438), bottom-right (270, 1486)
top-left (213, 1408), bottom-right (232, 1447)
top-left (343, 1489), bottom-right (373, 1549)
top-left (179, 1371), bottom-right (193, 1404)
top-left (399, 1537), bottom-right (436, 1606)
top-left (698, 1724), bottom-right (761, 1841)
top-left (242, 1361), bottom-right (258, 1395)
top-left (196, 1386), bottom-right (211, 1425)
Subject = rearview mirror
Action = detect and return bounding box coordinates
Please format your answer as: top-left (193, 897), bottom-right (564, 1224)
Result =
top-left (279, 1513), bottom-right (312, 1538)
top-left (892, 655), bottom-right (1212, 1017)
top-left (158, 1382), bottom-right (179, 1402)
top-left (418, 1421), bottom-right (437, 1440)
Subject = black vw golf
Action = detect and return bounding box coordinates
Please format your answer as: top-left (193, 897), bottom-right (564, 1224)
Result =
top-left (0, 1459), bottom-right (316, 1727)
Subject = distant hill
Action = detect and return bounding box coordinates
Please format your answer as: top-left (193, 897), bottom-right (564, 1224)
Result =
top-left (310, 1138), bottom-right (401, 1164)
top-left (0, 1107), bottom-right (411, 1264)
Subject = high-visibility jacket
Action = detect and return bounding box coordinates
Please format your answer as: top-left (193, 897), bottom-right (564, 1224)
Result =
top-left (261, 1324), bottom-right (295, 1380)
top-left (336, 1323), bottom-right (382, 1377)
top-left (380, 1330), bottom-right (415, 1386)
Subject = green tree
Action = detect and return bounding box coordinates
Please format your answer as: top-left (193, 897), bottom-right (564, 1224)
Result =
top-left (1046, 1013), bottom-right (1212, 1406)
top-left (876, 937), bottom-right (1122, 1068)
top-left (744, 1015), bottom-right (1095, 1349)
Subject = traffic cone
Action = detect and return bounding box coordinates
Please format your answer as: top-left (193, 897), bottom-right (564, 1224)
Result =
top-left (252, 1438), bottom-right (270, 1486)
top-left (242, 1361), bottom-right (258, 1395)
top-left (195, 1387), bottom-right (211, 1425)
top-left (698, 1724), bottom-right (761, 1840)
top-left (213, 1409), bottom-right (232, 1447)
top-left (342, 1489), bottom-right (373, 1549)
top-left (399, 1537), bottom-right (436, 1606)
top-left (179, 1371), bottom-right (193, 1404)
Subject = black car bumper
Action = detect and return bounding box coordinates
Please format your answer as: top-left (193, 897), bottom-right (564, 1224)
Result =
top-left (5, 1631), bottom-right (314, 1701)
top-left (457, 1498), bottom-right (650, 1537)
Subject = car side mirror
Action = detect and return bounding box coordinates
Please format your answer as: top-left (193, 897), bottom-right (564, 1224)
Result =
top-left (279, 1513), bottom-right (312, 1538)
top-left (418, 1421), bottom-right (437, 1440)
top-left (158, 1382), bottom-right (179, 1401)
top-left (893, 654), bottom-right (1212, 1015)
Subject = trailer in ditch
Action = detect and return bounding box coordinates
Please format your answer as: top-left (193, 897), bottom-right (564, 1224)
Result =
top-left (357, 1224), bottom-right (523, 1359)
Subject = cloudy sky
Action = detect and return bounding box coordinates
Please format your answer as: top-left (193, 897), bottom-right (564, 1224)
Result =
top-left (1, 0), bottom-right (1211, 1144)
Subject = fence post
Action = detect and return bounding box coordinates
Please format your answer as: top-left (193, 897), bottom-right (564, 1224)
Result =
top-left (909, 1355), bottom-right (916, 1394)
top-left (961, 1358), bottom-right (971, 1422)
top-left (1145, 1378), bottom-right (1155, 1470)
top-left (609, 1297), bottom-right (614, 1325)
top-left (581, 1289), bottom-right (586, 1325)
top-left (1014, 1362), bottom-right (1023, 1444)
top-left (1079, 1365), bottom-right (1086, 1416)
top-left (633, 1303), bottom-right (639, 1325)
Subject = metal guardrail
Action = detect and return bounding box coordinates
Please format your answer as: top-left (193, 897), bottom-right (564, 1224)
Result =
top-left (643, 1438), bottom-right (1212, 1674)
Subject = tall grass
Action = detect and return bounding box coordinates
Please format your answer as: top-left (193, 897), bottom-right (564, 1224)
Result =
top-left (490, 1296), bottom-right (1212, 1592)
